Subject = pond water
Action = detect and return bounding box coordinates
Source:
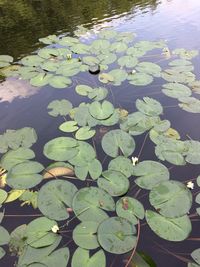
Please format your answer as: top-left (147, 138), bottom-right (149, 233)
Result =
top-left (1, 0), bottom-right (200, 266)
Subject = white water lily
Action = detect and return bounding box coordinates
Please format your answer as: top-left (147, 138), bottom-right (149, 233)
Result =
top-left (186, 181), bottom-right (194, 190)
top-left (51, 225), bottom-right (59, 233)
top-left (131, 156), bottom-right (138, 166)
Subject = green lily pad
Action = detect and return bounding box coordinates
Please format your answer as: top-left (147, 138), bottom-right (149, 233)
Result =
top-left (185, 140), bottom-right (200, 164)
top-left (110, 42), bottom-right (128, 53)
top-left (149, 180), bottom-right (192, 218)
top-left (75, 85), bottom-right (93, 96)
top-left (107, 69), bottom-right (128, 85)
top-left (98, 72), bottom-right (114, 84)
top-left (128, 72), bottom-right (153, 86)
top-left (72, 187), bottom-right (115, 223)
top-left (136, 97), bottom-right (163, 116)
top-left (97, 53), bottom-right (117, 65)
top-left (191, 249), bottom-right (200, 265)
top-left (99, 29), bottom-right (117, 39)
top-left (59, 121), bottom-right (78, 133)
top-left (102, 129), bottom-right (135, 158)
top-left (0, 147), bottom-right (35, 171)
top-left (72, 248), bottom-right (106, 267)
top-left (38, 180), bottom-right (78, 221)
top-left (145, 210), bottom-right (192, 241)
top-left (118, 56), bottom-right (138, 68)
top-left (26, 217), bottom-right (58, 248)
top-left (133, 160), bottom-right (170, 190)
top-left (48, 76), bottom-right (72, 88)
top-left (0, 248), bottom-right (5, 260)
top-left (21, 55), bottom-right (44, 67)
top-left (73, 105), bottom-right (98, 127)
top-left (87, 87), bottom-right (108, 101)
top-left (97, 217), bottom-right (137, 254)
top-left (0, 55), bottom-right (13, 68)
top-left (75, 127), bottom-right (96, 140)
top-left (98, 170), bottom-right (130, 196)
top-left (162, 83), bottom-right (191, 98)
top-left (0, 189), bottom-right (7, 205)
top-left (73, 221), bottom-right (99, 249)
top-left (91, 40), bottom-right (110, 53)
top-left (108, 156), bottom-right (133, 178)
top-left (169, 59), bottom-right (192, 66)
top-left (47, 99), bottom-right (73, 117)
top-left (43, 137), bottom-right (78, 161)
top-left (161, 69), bottom-right (195, 84)
top-left (39, 35), bottom-right (59, 44)
top-left (172, 48), bottom-right (199, 60)
top-left (136, 62), bottom-right (162, 77)
top-left (0, 226), bottom-right (10, 245)
top-left (179, 97), bottom-right (200, 113)
top-left (116, 197), bottom-right (144, 224)
top-left (7, 161), bottom-right (44, 189)
top-left (89, 100), bottom-right (114, 120)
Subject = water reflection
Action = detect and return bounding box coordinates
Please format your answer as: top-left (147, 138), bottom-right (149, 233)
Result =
top-left (0, 0), bottom-right (159, 58)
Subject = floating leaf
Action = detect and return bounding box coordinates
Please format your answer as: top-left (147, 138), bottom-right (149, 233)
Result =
top-left (43, 166), bottom-right (74, 179)
top-left (0, 55), bottom-right (13, 68)
top-left (48, 75), bottom-right (72, 88)
top-left (179, 97), bottom-right (200, 113)
top-left (72, 187), bottom-right (115, 223)
top-left (38, 180), bottom-right (77, 221)
top-left (98, 170), bottom-right (129, 196)
top-left (73, 221), bottom-right (99, 249)
top-left (118, 56), bottom-right (138, 68)
top-left (102, 129), bottom-right (135, 158)
top-left (5, 189), bottom-right (25, 203)
top-left (128, 72), bottom-right (153, 86)
top-left (87, 87), bottom-right (108, 101)
top-left (7, 161), bottom-right (44, 189)
top-left (43, 137), bottom-right (78, 161)
top-left (162, 83), bottom-right (191, 98)
top-left (98, 73), bottom-right (114, 84)
top-left (130, 252), bottom-right (156, 267)
top-left (0, 189), bottom-right (7, 205)
top-left (91, 39), bottom-right (110, 53)
top-left (107, 69), bottom-right (128, 85)
top-left (0, 226), bottom-right (10, 245)
top-left (21, 55), bottom-right (44, 67)
top-left (39, 35), bottom-right (59, 44)
top-left (0, 148), bottom-right (35, 171)
top-left (110, 42), bottom-right (128, 53)
top-left (149, 180), bottom-right (192, 218)
top-left (72, 248), bottom-right (106, 267)
top-left (26, 217), bottom-right (58, 248)
top-left (185, 140), bottom-right (200, 164)
top-left (172, 48), bottom-right (199, 60)
top-left (0, 248), bottom-right (5, 259)
top-left (145, 210), bottom-right (192, 241)
top-left (136, 62), bottom-right (161, 77)
top-left (47, 99), bottom-right (73, 117)
top-left (97, 217), bottom-right (136, 254)
top-left (116, 197), bottom-right (144, 224)
top-left (108, 156), bottom-right (133, 178)
top-left (41, 247), bottom-right (70, 267)
top-left (133, 160), bottom-right (169, 190)
top-left (75, 127), bottom-right (96, 140)
top-left (136, 97), bottom-right (163, 116)
top-left (59, 121), bottom-right (79, 133)
top-left (189, 80), bottom-right (200, 94)
top-left (89, 100), bottom-right (114, 120)
top-left (75, 85), bottom-right (93, 96)
top-left (99, 30), bottom-right (117, 39)
top-left (97, 53), bottom-right (117, 65)
top-left (191, 249), bottom-right (200, 265)
top-left (169, 59), bottom-right (192, 66)
top-left (161, 69), bottom-right (195, 84)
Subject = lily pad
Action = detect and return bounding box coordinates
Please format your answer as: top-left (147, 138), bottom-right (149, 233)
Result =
top-left (97, 217), bottom-right (137, 254)
top-left (0, 189), bottom-right (7, 205)
top-left (116, 197), bottom-right (144, 224)
top-left (162, 83), bottom-right (191, 98)
top-left (185, 140), bottom-right (200, 164)
top-left (97, 170), bottom-right (130, 196)
top-left (179, 97), bottom-right (200, 113)
top-left (48, 76), bottom-right (72, 88)
top-left (75, 127), bottom-right (96, 140)
top-left (43, 137), bottom-right (78, 161)
top-left (59, 121), bottom-right (79, 133)
top-left (73, 221), bottom-right (99, 249)
top-left (38, 180), bottom-right (78, 221)
top-left (136, 97), bottom-right (163, 116)
top-left (47, 99), bottom-right (73, 117)
top-left (145, 210), bottom-right (192, 241)
top-left (89, 101), bottom-right (114, 120)
top-left (7, 161), bottom-right (44, 189)
top-left (191, 249), bottom-right (200, 265)
top-left (128, 72), bottom-right (153, 86)
top-left (72, 248), bottom-right (106, 267)
top-left (75, 85), bottom-right (93, 96)
top-left (108, 156), bottom-right (133, 178)
top-left (72, 187), bottom-right (115, 223)
top-left (0, 226), bottom-right (10, 245)
top-left (26, 217), bottom-right (58, 248)
top-left (149, 180), bottom-right (192, 218)
top-left (133, 160), bottom-right (170, 190)
top-left (0, 55), bottom-right (13, 68)
top-left (118, 56), bottom-right (138, 68)
top-left (136, 62), bottom-right (161, 77)
top-left (0, 148), bottom-right (35, 171)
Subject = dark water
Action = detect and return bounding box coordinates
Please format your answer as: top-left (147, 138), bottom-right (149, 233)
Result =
top-left (1, 0), bottom-right (200, 266)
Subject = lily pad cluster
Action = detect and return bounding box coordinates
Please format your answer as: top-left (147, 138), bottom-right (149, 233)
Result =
top-left (0, 28), bottom-right (200, 267)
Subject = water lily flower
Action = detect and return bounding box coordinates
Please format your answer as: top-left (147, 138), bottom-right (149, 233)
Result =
top-left (131, 157), bottom-right (138, 166)
top-left (51, 225), bottom-right (59, 233)
top-left (132, 69), bottom-right (136, 74)
top-left (186, 181), bottom-right (194, 190)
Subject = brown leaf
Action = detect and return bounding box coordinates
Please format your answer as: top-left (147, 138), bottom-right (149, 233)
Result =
top-left (43, 167), bottom-right (74, 179)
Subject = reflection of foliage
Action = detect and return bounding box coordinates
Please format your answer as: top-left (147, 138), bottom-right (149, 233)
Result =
top-left (0, 0), bottom-right (159, 58)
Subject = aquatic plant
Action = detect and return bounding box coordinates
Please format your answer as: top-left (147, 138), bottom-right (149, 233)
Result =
top-left (0, 28), bottom-right (200, 266)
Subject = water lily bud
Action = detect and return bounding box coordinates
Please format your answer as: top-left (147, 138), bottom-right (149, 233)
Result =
top-left (186, 181), bottom-right (194, 190)
top-left (131, 157), bottom-right (138, 166)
